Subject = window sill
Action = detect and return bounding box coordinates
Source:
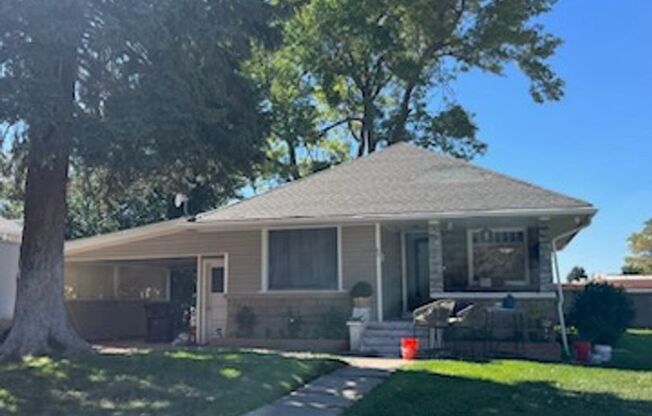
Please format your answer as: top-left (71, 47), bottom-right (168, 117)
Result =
top-left (256, 290), bottom-right (348, 295)
top-left (430, 291), bottom-right (556, 299)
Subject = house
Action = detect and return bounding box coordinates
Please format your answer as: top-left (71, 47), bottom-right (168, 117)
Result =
top-left (564, 274), bottom-right (652, 328)
top-left (0, 217), bottom-right (21, 331)
top-left (64, 143), bottom-right (596, 353)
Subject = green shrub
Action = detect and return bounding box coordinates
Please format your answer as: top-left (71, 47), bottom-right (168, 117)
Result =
top-left (235, 306), bottom-right (257, 338)
top-left (568, 282), bottom-right (635, 345)
top-left (351, 281), bottom-right (373, 298)
top-left (285, 308), bottom-right (304, 338)
top-left (318, 307), bottom-right (348, 339)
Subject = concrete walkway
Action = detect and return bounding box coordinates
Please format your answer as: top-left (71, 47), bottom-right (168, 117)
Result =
top-left (244, 357), bottom-right (403, 416)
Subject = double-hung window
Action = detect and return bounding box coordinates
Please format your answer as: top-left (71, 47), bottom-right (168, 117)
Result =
top-left (268, 228), bottom-right (338, 290)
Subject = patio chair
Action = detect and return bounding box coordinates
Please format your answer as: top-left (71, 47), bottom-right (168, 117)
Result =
top-left (412, 299), bottom-right (456, 350)
top-left (446, 304), bottom-right (487, 358)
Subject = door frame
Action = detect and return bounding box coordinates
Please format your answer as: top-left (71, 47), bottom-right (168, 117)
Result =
top-left (197, 253), bottom-right (229, 344)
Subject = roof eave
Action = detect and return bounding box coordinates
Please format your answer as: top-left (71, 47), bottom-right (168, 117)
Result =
top-left (192, 206), bottom-right (597, 229)
top-left (65, 206), bottom-right (596, 256)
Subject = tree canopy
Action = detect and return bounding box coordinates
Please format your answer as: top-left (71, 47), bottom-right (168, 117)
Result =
top-left (566, 266), bottom-right (588, 282)
top-left (0, 0), bottom-right (272, 358)
top-left (624, 219), bottom-right (652, 275)
top-left (250, 0), bottom-right (564, 183)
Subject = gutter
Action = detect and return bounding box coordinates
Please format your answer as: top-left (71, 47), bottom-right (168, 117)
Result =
top-left (551, 218), bottom-right (593, 358)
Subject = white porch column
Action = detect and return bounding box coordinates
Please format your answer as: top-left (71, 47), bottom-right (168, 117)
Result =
top-left (375, 223), bottom-right (384, 322)
top-left (538, 218), bottom-right (554, 291)
top-left (428, 220), bottom-right (444, 295)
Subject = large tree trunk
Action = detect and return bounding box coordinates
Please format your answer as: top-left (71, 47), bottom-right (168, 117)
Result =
top-left (0, 53), bottom-right (91, 360)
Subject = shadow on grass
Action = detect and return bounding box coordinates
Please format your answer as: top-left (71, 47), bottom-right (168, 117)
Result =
top-left (345, 370), bottom-right (652, 416)
top-left (0, 348), bottom-right (343, 416)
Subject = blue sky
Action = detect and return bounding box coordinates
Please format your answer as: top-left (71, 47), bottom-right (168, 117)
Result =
top-left (450, 1), bottom-right (652, 277)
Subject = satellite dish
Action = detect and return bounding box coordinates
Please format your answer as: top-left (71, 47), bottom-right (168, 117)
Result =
top-left (174, 193), bottom-right (190, 217)
top-left (174, 193), bottom-right (188, 208)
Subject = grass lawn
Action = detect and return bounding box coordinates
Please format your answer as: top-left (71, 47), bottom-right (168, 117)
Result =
top-left (346, 330), bottom-right (652, 416)
top-left (0, 348), bottom-right (342, 416)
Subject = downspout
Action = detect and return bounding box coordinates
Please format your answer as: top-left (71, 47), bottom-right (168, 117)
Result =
top-left (551, 220), bottom-right (591, 358)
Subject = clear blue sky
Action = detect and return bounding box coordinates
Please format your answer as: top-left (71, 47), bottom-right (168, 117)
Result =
top-left (450, 1), bottom-right (652, 278)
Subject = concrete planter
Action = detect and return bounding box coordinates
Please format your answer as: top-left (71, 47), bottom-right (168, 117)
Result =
top-left (347, 320), bottom-right (367, 352)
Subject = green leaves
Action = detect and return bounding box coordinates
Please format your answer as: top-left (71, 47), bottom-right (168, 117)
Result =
top-left (252, 0), bottom-right (564, 180)
top-left (1, 1), bottom-right (274, 236)
top-left (625, 219), bottom-right (652, 274)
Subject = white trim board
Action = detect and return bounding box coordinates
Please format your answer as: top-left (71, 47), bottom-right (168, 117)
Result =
top-left (430, 292), bottom-right (556, 299)
top-left (375, 223), bottom-right (384, 322)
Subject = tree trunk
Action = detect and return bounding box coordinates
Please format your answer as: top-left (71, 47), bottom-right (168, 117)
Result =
top-left (0, 53), bottom-right (91, 360)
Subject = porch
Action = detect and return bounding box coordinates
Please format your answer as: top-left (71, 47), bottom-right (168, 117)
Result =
top-left (376, 214), bottom-right (575, 322)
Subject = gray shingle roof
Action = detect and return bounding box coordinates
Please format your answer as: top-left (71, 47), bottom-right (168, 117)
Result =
top-left (197, 143), bottom-right (593, 223)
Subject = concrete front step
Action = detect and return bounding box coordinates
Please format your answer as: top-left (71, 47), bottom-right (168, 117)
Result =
top-left (365, 321), bottom-right (416, 330)
top-left (361, 329), bottom-right (426, 338)
top-left (361, 336), bottom-right (429, 347)
top-left (359, 322), bottom-right (430, 357)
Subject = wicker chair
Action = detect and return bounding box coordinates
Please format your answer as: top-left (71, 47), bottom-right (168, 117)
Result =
top-left (412, 299), bottom-right (456, 349)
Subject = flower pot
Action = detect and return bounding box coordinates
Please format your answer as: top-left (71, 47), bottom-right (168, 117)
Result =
top-left (401, 337), bottom-right (419, 360)
top-left (592, 344), bottom-right (612, 363)
top-left (574, 340), bottom-right (592, 363)
top-left (353, 297), bottom-right (371, 308)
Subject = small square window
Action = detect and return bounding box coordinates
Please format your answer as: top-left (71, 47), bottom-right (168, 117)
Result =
top-left (211, 267), bottom-right (225, 293)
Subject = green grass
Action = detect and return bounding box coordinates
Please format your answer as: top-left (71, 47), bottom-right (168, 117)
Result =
top-left (0, 348), bottom-right (342, 416)
top-left (346, 330), bottom-right (652, 416)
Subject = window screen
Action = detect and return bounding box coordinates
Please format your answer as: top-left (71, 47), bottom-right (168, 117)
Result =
top-left (268, 228), bottom-right (338, 290)
top-left (211, 267), bottom-right (225, 293)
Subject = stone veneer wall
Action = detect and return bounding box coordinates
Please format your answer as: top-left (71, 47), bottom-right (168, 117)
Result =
top-left (428, 220), bottom-right (444, 294)
top-left (538, 219), bottom-right (555, 291)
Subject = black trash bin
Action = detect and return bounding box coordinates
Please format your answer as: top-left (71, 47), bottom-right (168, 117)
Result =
top-left (145, 302), bottom-right (173, 343)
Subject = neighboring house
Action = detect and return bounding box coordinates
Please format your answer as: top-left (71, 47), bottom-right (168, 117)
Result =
top-left (64, 143), bottom-right (596, 349)
top-left (0, 218), bottom-right (21, 331)
top-left (564, 274), bottom-right (652, 328)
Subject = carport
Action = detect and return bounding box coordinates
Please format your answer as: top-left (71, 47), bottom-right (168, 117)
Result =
top-left (64, 255), bottom-right (199, 342)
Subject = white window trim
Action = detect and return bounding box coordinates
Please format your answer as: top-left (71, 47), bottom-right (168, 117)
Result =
top-left (261, 225), bottom-right (343, 293)
top-left (467, 227), bottom-right (530, 287)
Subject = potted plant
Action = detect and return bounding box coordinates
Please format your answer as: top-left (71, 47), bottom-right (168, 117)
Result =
top-left (347, 281), bottom-right (373, 351)
top-left (568, 282), bottom-right (635, 363)
top-left (350, 281), bottom-right (373, 308)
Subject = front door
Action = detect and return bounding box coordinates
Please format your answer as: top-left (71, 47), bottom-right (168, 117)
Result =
top-left (408, 237), bottom-right (430, 310)
top-left (203, 258), bottom-right (227, 342)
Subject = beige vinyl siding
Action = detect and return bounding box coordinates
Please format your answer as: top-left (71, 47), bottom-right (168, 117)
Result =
top-left (341, 225), bottom-right (377, 319)
top-left (382, 227), bottom-right (403, 319)
top-left (67, 230), bottom-right (261, 294)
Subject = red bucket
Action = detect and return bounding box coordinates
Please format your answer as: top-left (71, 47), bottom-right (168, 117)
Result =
top-left (401, 337), bottom-right (420, 360)
top-left (574, 341), bottom-right (591, 363)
